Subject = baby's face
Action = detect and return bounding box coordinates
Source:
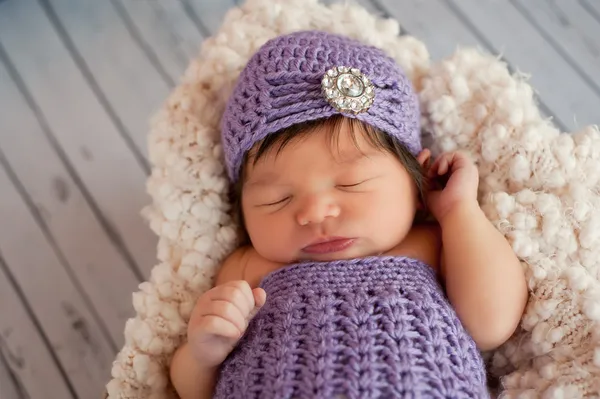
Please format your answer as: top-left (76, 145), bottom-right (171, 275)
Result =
top-left (241, 120), bottom-right (420, 263)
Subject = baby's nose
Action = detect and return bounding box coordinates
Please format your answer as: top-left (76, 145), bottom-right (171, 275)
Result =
top-left (296, 195), bottom-right (340, 226)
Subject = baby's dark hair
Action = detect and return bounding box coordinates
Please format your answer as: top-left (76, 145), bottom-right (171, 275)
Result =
top-left (231, 115), bottom-right (428, 243)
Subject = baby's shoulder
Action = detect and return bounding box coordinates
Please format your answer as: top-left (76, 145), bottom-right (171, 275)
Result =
top-left (384, 223), bottom-right (442, 272)
top-left (216, 246), bottom-right (282, 288)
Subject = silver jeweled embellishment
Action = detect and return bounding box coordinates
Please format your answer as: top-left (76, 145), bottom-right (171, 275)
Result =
top-left (337, 74), bottom-right (364, 97)
top-left (321, 66), bottom-right (375, 114)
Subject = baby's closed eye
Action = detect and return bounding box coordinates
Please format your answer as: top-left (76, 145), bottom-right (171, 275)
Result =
top-left (336, 180), bottom-right (366, 188)
top-left (256, 196), bottom-right (292, 209)
top-left (336, 176), bottom-right (380, 192)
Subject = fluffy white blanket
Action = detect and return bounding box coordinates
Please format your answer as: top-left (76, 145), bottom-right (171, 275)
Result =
top-left (104, 0), bottom-right (600, 397)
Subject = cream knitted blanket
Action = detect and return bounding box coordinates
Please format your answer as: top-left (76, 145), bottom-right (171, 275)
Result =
top-left (105, 0), bottom-right (600, 397)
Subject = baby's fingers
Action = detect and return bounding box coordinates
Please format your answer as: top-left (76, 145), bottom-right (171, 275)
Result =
top-left (437, 156), bottom-right (450, 176)
top-left (201, 300), bottom-right (247, 334)
top-left (195, 315), bottom-right (242, 340)
top-left (208, 283), bottom-right (254, 317)
top-left (428, 153), bottom-right (451, 178)
top-left (247, 288), bottom-right (267, 319)
top-left (430, 152), bottom-right (471, 177)
top-left (253, 288), bottom-right (267, 308)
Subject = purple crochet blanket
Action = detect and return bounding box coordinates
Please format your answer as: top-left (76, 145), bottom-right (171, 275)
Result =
top-left (214, 256), bottom-right (489, 398)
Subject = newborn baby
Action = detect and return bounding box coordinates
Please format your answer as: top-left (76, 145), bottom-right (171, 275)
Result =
top-left (169, 30), bottom-right (528, 399)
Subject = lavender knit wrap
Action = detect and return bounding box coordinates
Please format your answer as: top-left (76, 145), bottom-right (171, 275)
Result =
top-left (214, 256), bottom-right (489, 398)
top-left (220, 30), bottom-right (422, 181)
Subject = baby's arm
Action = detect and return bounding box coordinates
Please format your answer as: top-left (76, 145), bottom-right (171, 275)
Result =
top-left (439, 203), bottom-right (528, 351)
top-left (427, 151), bottom-right (528, 351)
top-left (170, 247), bottom-right (263, 398)
top-left (170, 343), bottom-right (217, 399)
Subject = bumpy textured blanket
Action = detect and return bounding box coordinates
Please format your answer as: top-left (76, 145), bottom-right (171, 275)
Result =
top-left (105, 0), bottom-right (600, 398)
top-left (215, 257), bottom-right (488, 398)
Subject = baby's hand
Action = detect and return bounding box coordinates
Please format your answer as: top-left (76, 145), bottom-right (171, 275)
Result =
top-left (187, 281), bottom-right (267, 368)
top-left (426, 151), bottom-right (479, 223)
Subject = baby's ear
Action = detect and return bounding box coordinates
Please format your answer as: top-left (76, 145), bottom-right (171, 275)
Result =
top-left (416, 149), bottom-right (431, 169)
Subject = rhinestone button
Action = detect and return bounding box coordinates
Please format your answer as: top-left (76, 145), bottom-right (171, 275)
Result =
top-left (337, 74), bottom-right (364, 97)
top-left (321, 65), bottom-right (375, 114)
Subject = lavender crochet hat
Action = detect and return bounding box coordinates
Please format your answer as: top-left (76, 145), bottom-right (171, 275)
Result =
top-left (221, 30), bottom-right (421, 182)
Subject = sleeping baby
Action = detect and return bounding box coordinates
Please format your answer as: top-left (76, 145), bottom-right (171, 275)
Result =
top-left (169, 30), bottom-right (528, 398)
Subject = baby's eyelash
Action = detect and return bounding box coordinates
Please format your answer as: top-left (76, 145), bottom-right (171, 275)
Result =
top-left (337, 180), bottom-right (366, 188)
top-left (260, 196), bottom-right (291, 206)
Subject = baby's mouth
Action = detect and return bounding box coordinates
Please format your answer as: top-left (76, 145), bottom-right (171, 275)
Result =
top-left (301, 237), bottom-right (356, 254)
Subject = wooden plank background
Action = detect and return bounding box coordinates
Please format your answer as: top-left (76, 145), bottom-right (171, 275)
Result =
top-left (0, 0), bottom-right (598, 397)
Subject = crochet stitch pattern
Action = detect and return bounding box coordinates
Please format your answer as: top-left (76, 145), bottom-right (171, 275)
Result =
top-left (214, 257), bottom-right (489, 398)
top-left (220, 30), bottom-right (422, 182)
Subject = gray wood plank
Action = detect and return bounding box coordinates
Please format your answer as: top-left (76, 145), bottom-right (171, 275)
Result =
top-left (0, 56), bottom-right (139, 345)
top-left (321, 0), bottom-right (384, 15)
top-left (0, 352), bottom-right (25, 399)
top-left (0, 0), bottom-right (157, 278)
top-left (42, 0), bottom-right (173, 161)
top-left (445, 0), bottom-right (600, 131)
top-left (115, 0), bottom-right (205, 83)
top-left (513, 0), bottom-right (600, 98)
top-left (184, 0), bottom-right (237, 35)
top-left (580, 0), bottom-right (600, 25)
top-left (0, 258), bottom-right (73, 399)
top-left (373, 0), bottom-right (485, 58)
top-left (0, 162), bottom-right (114, 399)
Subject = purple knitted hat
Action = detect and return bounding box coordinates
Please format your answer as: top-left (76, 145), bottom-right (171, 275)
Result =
top-left (220, 30), bottom-right (421, 182)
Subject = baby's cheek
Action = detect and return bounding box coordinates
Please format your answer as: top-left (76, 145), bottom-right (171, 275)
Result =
top-left (354, 192), bottom-right (392, 218)
top-left (245, 213), bottom-right (275, 245)
top-left (364, 192), bottom-right (414, 234)
top-left (344, 194), bottom-right (384, 231)
top-left (248, 213), bottom-right (295, 260)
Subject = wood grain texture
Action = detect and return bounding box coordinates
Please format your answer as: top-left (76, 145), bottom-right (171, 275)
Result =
top-left (369, 0), bottom-right (485, 55)
top-left (42, 0), bottom-right (173, 160)
top-left (0, 258), bottom-right (73, 399)
top-left (321, 0), bottom-right (383, 14)
top-left (580, 0), bottom-right (600, 25)
top-left (0, 161), bottom-right (114, 398)
top-left (0, 54), bottom-right (140, 345)
top-left (116, 0), bottom-right (205, 83)
top-left (512, 0), bottom-right (600, 95)
top-left (184, 0), bottom-right (238, 35)
top-left (0, 351), bottom-right (25, 399)
top-left (0, 0), bottom-right (158, 279)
